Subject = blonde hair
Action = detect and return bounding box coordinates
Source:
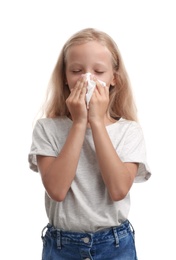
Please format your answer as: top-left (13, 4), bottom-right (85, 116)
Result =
top-left (42, 28), bottom-right (138, 121)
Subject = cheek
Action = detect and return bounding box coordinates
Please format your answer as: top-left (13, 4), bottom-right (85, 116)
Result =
top-left (67, 79), bottom-right (78, 90)
top-left (66, 73), bottom-right (80, 90)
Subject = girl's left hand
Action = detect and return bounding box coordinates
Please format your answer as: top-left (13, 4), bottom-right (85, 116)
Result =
top-left (88, 78), bottom-right (109, 124)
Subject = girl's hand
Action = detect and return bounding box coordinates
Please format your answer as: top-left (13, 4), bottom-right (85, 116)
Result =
top-left (88, 78), bottom-right (109, 124)
top-left (66, 77), bottom-right (88, 125)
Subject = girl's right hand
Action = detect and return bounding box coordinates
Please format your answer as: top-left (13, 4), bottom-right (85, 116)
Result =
top-left (66, 77), bottom-right (88, 125)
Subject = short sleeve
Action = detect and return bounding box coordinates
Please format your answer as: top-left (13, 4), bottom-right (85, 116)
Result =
top-left (28, 120), bottom-right (58, 172)
top-left (120, 122), bottom-right (151, 183)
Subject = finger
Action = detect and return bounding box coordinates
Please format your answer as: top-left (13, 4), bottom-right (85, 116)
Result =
top-left (75, 78), bottom-right (87, 97)
top-left (92, 77), bottom-right (106, 92)
top-left (79, 81), bottom-right (87, 98)
top-left (94, 82), bottom-right (108, 98)
top-left (70, 77), bottom-right (85, 98)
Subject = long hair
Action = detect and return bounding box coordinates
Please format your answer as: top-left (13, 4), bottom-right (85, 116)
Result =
top-left (42, 28), bottom-right (138, 121)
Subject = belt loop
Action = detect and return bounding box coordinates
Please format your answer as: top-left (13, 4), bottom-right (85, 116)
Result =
top-left (57, 229), bottom-right (61, 249)
top-left (129, 220), bottom-right (135, 236)
top-left (41, 225), bottom-right (48, 240)
top-left (112, 227), bottom-right (119, 247)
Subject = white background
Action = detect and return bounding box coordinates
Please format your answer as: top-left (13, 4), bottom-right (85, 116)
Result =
top-left (0, 0), bottom-right (176, 259)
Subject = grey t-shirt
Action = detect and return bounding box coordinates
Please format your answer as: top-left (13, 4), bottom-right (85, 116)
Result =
top-left (28, 117), bottom-right (151, 232)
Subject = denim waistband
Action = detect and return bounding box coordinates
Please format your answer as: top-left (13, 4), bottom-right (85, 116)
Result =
top-left (41, 220), bottom-right (134, 249)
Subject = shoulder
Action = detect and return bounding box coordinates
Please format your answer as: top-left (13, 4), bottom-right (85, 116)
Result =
top-left (118, 118), bottom-right (144, 137)
top-left (33, 117), bottom-right (72, 138)
top-left (34, 116), bottom-right (71, 129)
top-left (118, 118), bottom-right (140, 127)
top-left (108, 118), bottom-right (142, 133)
top-left (106, 118), bottom-right (143, 145)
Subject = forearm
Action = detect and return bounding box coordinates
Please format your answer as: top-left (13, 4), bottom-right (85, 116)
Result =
top-left (90, 121), bottom-right (135, 201)
top-left (41, 122), bottom-right (87, 201)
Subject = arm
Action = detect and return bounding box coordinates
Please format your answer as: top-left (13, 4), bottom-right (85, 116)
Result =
top-left (37, 78), bottom-right (87, 202)
top-left (37, 123), bottom-right (86, 202)
top-left (89, 82), bottom-right (138, 201)
top-left (90, 121), bottom-right (138, 201)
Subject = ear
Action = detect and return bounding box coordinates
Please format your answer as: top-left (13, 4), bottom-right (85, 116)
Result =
top-left (110, 75), bottom-right (116, 86)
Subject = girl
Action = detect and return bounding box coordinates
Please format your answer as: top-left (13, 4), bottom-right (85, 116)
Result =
top-left (29, 28), bottom-right (151, 260)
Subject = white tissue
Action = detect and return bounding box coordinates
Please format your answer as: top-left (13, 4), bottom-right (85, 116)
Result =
top-left (83, 73), bottom-right (106, 108)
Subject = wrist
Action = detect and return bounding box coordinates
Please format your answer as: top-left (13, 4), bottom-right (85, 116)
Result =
top-left (89, 119), bottom-right (105, 128)
top-left (72, 120), bottom-right (87, 130)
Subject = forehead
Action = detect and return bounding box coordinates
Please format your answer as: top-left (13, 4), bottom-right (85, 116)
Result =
top-left (65, 41), bottom-right (112, 64)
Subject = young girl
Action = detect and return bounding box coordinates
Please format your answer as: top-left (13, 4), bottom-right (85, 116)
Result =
top-left (29, 28), bottom-right (151, 260)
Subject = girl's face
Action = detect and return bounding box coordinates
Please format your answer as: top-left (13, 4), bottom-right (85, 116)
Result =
top-left (65, 41), bottom-right (115, 90)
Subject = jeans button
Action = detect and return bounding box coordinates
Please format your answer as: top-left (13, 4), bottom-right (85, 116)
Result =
top-left (82, 237), bottom-right (90, 243)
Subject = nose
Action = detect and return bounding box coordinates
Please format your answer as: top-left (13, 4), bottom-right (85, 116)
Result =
top-left (82, 72), bottom-right (95, 80)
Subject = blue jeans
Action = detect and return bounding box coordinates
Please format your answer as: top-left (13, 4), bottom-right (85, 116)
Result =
top-left (41, 220), bottom-right (138, 260)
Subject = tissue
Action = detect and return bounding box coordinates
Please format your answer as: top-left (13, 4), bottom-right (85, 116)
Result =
top-left (83, 73), bottom-right (106, 108)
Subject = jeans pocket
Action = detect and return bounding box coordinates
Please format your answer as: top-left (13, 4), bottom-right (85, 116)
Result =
top-left (42, 233), bottom-right (55, 260)
top-left (129, 230), bottom-right (138, 260)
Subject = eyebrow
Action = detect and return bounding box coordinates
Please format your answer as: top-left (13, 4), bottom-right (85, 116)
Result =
top-left (68, 62), bottom-right (107, 68)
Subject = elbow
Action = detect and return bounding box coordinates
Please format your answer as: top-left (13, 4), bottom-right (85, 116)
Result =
top-left (48, 191), bottom-right (67, 202)
top-left (51, 193), bottom-right (66, 202)
top-left (108, 178), bottom-right (134, 201)
top-left (42, 178), bottom-right (68, 202)
top-left (44, 186), bottom-right (68, 202)
top-left (109, 188), bottom-right (129, 202)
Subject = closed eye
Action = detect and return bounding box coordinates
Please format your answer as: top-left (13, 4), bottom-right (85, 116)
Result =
top-left (94, 71), bottom-right (105, 74)
top-left (72, 70), bottom-right (82, 73)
